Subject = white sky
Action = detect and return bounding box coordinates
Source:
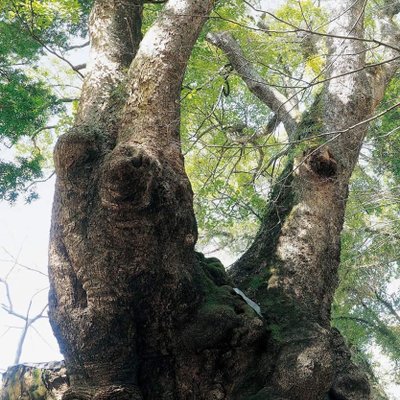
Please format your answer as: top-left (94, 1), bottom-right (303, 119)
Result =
top-left (0, 176), bottom-right (62, 374)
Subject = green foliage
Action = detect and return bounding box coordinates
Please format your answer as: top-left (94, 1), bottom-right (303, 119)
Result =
top-left (181, 0), bottom-right (329, 254)
top-left (0, 0), bottom-right (90, 201)
top-left (0, 154), bottom-right (43, 203)
top-left (0, 20), bottom-right (41, 63)
top-left (0, 65), bottom-right (61, 201)
top-left (0, 67), bottom-right (60, 201)
top-left (142, 2), bottom-right (164, 34)
top-left (0, 71), bottom-right (60, 143)
top-left (333, 163), bottom-right (400, 379)
top-left (1, 0), bottom-right (91, 47)
top-left (370, 77), bottom-right (400, 181)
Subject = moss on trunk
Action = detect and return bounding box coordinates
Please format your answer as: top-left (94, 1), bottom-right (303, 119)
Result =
top-left (1, 362), bottom-right (68, 400)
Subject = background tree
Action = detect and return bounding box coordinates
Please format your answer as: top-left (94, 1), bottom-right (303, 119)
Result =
top-left (0, 259), bottom-right (48, 365)
top-left (1, 0), bottom-right (400, 399)
top-left (0, 231), bottom-right (56, 368)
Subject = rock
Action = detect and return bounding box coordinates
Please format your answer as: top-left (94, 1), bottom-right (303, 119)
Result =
top-left (1, 361), bottom-right (69, 400)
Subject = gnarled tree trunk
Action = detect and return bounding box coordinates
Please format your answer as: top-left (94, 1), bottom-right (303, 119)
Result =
top-left (47, 0), bottom-right (400, 399)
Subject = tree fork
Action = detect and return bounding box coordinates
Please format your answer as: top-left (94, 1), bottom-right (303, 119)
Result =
top-left (47, 0), bottom-right (272, 398)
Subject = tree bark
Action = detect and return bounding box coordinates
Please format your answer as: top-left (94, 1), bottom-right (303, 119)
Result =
top-left (49, 1), bottom-right (265, 399)
top-left (47, 0), bottom-right (400, 399)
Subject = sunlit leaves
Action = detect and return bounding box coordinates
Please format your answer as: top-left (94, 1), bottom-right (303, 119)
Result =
top-left (248, 0), bottom-right (327, 82)
top-left (1, 0), bottom-right (90, 47)
top-left (370, 77), bottom-right (400, 182)
top-left (182, 46), bottom-right (279, 252)
top-left (182, 0), bottom-right (328, 253)
top-left (0, 71), bottom-right (60, 144)
top-left (333, 160), bottom-right (400, 377)
top-left (0, 154), bottom-right (43, 203)
top-left (0, 0), bottom-right (90, 201)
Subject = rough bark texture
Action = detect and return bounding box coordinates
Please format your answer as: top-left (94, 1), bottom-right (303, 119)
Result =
top-left (45, 0), bottom-right (400, 399)
top-left (48, 1), bottom-right (267, 399)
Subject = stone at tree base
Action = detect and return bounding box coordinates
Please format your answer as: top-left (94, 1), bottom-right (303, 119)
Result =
top-left (1, 361), bottom-right (69, 400)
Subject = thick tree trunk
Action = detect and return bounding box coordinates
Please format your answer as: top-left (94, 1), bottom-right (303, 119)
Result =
top-left (48, 1), bottom-right (266, 399)
top-left (47, 0), bottom-right (398, 399)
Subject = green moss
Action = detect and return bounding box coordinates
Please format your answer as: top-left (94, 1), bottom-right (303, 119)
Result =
top-left (1, 366), bottom-right (50, 400)
top-left (32, 368), bottom-right (41, 382)
top-left (195, 252), bottom-right (231, 287)
top-left (181, 253), bottom-right (249, 350)
top-left (194, 252), bottom-right (252, 318)
top-left (296, 90), bottom-right (324, 139)
top-left (268, 323), bottom-right (284, 342)
top-left (203, 258), bottom-right (230, 287)
top-left (110, 79), bottom-right (128, 104)
top-left (248, 272), bottom-right (270, 291)
top-left (183, 283), bottom-right (240, 351)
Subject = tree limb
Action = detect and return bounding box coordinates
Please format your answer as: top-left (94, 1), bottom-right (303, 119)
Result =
top-left (369, 1), bottom-right (400, 96)
top-left (206, 31), bottom-right (300, 139)
top-left (13, 303), bottom-right (47, 364)
top-left (374, 291), bottom-right (400, 324)
top-left (240, 0), bottom-right (400, 53)
top-left (73, 63), bottom-right (86, 71)
top-left (65, 41), bottom-right (90, 51)
top-left (120, 0), bottom-right (216, 144)
top-left (1, 281), bottom-right (49, 364)
top-left (76, 0), bottom-right (144, 125)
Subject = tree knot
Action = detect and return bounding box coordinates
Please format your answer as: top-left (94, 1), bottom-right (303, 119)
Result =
top-left (304, 147), bottom-right (337, 179)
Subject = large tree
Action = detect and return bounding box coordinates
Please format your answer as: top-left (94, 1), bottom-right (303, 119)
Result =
top-left (45, 0), bottom-right (400, 399)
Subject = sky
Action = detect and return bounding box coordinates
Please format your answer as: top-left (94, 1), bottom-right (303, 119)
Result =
top-left (0, 176), bottom-right (62, 374)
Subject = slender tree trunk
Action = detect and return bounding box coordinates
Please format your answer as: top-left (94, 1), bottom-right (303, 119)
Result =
top-left (47, 0), bottom-right (399, 399)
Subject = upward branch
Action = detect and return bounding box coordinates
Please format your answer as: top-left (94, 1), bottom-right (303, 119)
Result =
top-left (119, 0), bottom-right (216, 149)
top-left (76, 0), bottom-right (144, 126)
top-left (321, 0), bottom-right (373, 172)
top-left (206, 31), bottom-right (300, 139)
